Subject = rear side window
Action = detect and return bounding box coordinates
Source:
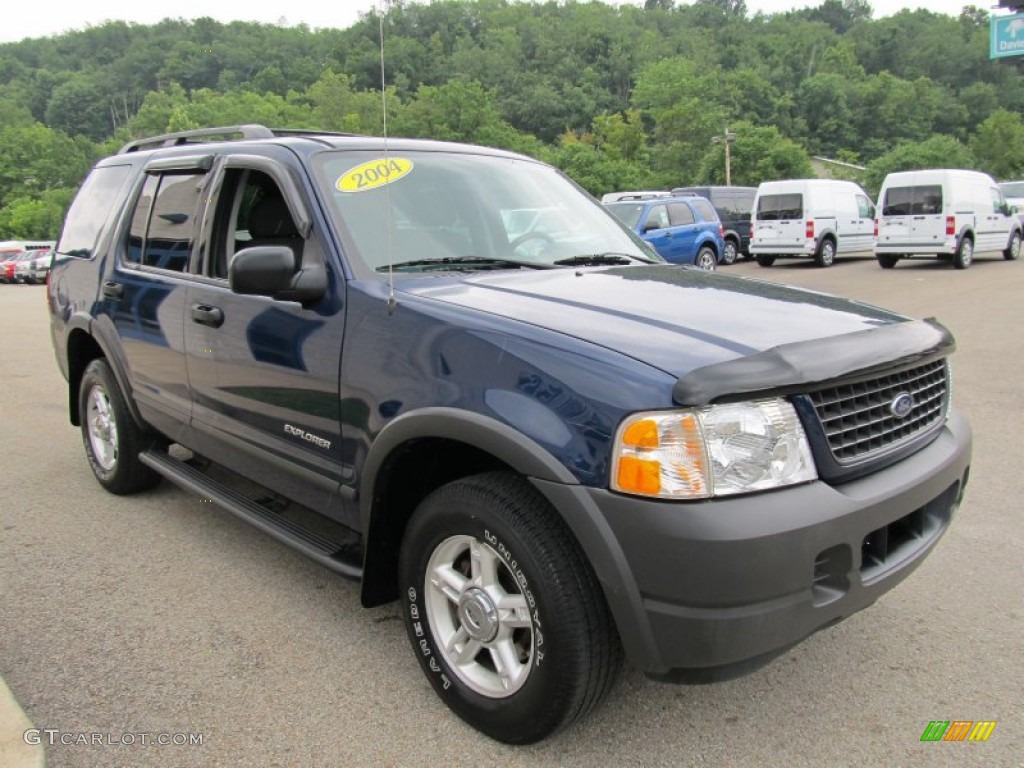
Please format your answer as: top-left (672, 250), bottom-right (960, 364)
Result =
top-left (124, 172), bottom-right (205, 273)
top-left (57, 165), bottom-right (133, 258)
top-left (667, 202), bottom-right (696, 225)
top-left (757, 193), bottom-right (802, 220)
top-left (881, 186), bottom-right (942, 216)
top-left (687, 198), bottom-right (718, 222)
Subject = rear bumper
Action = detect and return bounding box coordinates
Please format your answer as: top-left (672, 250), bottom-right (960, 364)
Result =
top-left (749, 240), bottom-right (815, 256)
top-left (534, 409), bottom-right (972, 680)
top-left (875, 238), bottom-right (957, 255)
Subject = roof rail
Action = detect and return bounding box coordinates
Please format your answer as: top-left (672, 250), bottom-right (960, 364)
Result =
top-left (270, 128), bottom-right (359, 139)
top-left (118, 124), bottom-right (276, 154)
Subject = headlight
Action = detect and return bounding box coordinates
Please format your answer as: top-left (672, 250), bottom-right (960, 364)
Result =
top-left (611, 399), bottom-right (816, 499)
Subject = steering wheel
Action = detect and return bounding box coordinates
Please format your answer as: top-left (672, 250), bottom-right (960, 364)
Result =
top-left (509, 231), bottom-right (555, 252)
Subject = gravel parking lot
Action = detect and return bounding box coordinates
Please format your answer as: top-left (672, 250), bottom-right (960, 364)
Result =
top-left (1, 255), bottom-right (1021, 767)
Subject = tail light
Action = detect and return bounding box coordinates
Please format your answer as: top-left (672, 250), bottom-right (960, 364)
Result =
top-left (946, 216), bottom-right (955, 236)
top-left (718, 224), bottom-right (725, 237)
top-left (806, 220), bottom-right (815, 240)
top-left (873, 219), bottom-right (878, 237)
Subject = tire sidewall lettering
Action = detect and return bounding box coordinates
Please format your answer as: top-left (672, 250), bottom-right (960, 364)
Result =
top-left (404, 521), bottom-right (545, 700)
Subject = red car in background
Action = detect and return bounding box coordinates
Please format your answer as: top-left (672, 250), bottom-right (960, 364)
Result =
top-left (0, 251), bottom-right (23, 283)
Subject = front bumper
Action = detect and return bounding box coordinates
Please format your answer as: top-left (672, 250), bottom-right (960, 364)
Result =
top-left (534, 409), bottom-right (971, 680)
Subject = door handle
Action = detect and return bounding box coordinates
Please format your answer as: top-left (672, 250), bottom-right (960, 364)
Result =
top-left (191, 303), bottom-right (224, 328)
top-left (101, 281), bottom-right (123, 299)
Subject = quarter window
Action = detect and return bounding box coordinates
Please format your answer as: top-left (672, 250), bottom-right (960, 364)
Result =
top-left (57, 165), bottom-right (133, 259)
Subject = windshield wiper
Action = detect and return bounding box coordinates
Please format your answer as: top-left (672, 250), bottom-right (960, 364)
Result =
top-left (553, 252), bottom-right (657, 266)
top-left (377, 256), bottom-right (556, 272)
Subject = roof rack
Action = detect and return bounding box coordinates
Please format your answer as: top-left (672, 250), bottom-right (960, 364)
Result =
top-left (118, 125), bottom-right (361, 154)
top-left (118, 125), bottom-right (275, 154)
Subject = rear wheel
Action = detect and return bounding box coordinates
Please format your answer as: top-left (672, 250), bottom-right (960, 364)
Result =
top-left (814, 238), bottom-right (836, 267)
top-left (756, 255), bottom-right (775, 267)
top-left (694, 246), bottom-right (717, 271)
top-left (877, 254), bottom-right (900, 269)
top-left (1004, 231), bottom-right (1021, 261)
top-left (399, 472), bottom-right (621, 744)
top-left (79, 359), bottom-right (161, 494)
top-left (722, 239), bottom-right (738, 266)
top-left (953, 237), bottom-right (973, 269)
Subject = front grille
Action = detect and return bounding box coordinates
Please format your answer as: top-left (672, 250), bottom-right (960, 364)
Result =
top-left (807, 359), bottom-right (947, 463)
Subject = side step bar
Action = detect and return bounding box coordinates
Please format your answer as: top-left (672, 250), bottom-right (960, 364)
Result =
top-left (140, 449), bottom-right (363, 580)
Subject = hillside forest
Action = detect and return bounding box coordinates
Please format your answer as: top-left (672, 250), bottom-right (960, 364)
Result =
top-left (1, 0), bottom-right (1023, 239)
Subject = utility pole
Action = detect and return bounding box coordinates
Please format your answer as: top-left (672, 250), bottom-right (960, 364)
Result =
top-left (712, 126), bottom-right (737, 186)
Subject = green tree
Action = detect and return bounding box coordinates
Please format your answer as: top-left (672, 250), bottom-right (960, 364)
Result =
top-left (864, 135), bottom-right (975, 193)
top-left (696, 121), bottom-right (813, 186)
top-left (44, 75), bottom-right (113, 140)
top-left (0, 187), bottom-right (75, 239)
top-left (307, 70), bottom-right (394, 134)
top-left (0, 123), bottom-right (95, 204)
top-left (969, 109), bottom-right (1024, 179)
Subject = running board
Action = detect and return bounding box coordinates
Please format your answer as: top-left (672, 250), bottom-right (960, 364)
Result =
top-left (139, 449), bottom-right (363, 580)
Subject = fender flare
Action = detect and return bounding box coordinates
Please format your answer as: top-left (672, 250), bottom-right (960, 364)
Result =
top-left (356, 408), bottom-right (658, 667)
top-left (65, 312), bottom-right (147, 429)
top-left (358, 407), bottom-right (578, 536)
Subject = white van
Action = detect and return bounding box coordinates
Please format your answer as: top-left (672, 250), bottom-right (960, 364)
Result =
top-left (875, 169), bottom-right (1022, 269)
top-left (749, 179), bottom-right (875, 267)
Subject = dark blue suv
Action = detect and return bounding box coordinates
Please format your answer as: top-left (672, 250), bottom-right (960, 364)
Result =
top-left (48, 125), bottom-right (971, 745)
top-left (604, 195), bottom-right (724, 269)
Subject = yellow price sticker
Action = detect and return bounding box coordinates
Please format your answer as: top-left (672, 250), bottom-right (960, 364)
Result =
top-left (336, 157), bottom-right (414, 192)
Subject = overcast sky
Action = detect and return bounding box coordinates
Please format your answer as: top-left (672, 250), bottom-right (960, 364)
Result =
top-left (0, 0), bottom-right (995, 45)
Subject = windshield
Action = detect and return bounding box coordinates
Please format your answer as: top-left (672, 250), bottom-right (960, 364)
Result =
top-left (604, 202), bottom-right (646, 229)
top-left (313, 150), bottom-right (655, 274)
top-left (1000, 182), bottom-right (1024, 198)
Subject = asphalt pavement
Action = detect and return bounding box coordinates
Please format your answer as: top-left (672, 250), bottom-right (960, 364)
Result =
top-left (2, 254), bottom-right (1022, 767)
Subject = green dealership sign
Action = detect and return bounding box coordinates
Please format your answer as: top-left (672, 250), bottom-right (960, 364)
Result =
top-left (991, 13), bottom-right (1024, 59)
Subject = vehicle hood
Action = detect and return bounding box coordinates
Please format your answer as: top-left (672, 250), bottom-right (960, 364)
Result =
top-left (399, 266), bottom-right (948, 402)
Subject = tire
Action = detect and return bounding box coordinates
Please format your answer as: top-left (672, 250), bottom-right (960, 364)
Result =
top-left (814, 238), bottom-right (836, 267)
top-left (694, 246), bottom-right (717, 271)
top-left (877, 254), bottom-right (899, 269)
top-left (399, 472), bottom-right (622, 744)
top-left (722, 239), bottom-right (738, 266)
top-left (953, 236), bottom-right (973, 269)
top-left (756, 255), bottom-right (775, 267)
top-left (79, 359), bottom-right (161, 494)
top-left (1004, 231), bottom-right (1021, 261)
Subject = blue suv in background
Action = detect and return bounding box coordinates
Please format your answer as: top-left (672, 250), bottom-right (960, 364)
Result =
top-left (604, 195), bottom-right (724, 269)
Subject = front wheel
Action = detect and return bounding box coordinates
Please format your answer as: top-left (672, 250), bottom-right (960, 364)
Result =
top-left (399, 472), bottom-right (621, 744)
top-left (79, 359), bottom-right (161, 494)
top-left (694, 246), bottom-right (717, 271)
top-left (953, 237), bottom-right (973, 269)
top-left (1004, 231), bottom-right (1021, 261)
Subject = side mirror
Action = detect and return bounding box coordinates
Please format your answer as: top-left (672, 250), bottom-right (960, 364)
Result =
top-left (229, 245), bottom-right (326, 306)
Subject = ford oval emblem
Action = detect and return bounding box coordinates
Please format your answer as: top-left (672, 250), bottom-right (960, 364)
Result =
top-left (890, 392), bottom-right (914, 419)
